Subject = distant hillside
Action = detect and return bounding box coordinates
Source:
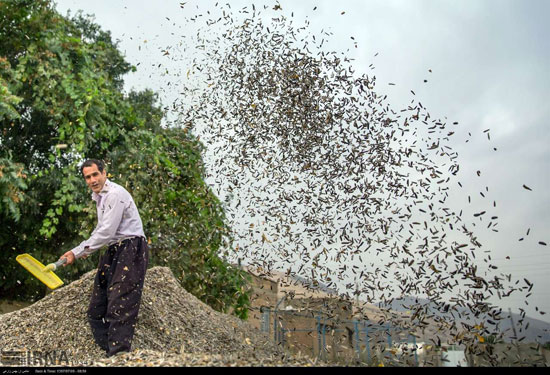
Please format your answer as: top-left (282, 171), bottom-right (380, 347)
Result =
top-left (377, 296), bottom-right (550, 344)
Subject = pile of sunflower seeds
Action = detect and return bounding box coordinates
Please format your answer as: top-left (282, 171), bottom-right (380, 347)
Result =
top-left (0, 267), bottom-right (324, 367)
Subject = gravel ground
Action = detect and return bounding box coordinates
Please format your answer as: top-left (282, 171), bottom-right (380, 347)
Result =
top-left (0, 266), bottom-right (325, 367)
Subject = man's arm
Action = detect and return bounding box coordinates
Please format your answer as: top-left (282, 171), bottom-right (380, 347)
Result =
top-left (63, 193), bottom-right (126, 264)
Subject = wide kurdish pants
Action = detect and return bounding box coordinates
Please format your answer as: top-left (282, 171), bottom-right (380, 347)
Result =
top-left (87, 236), bottom-right (149, 357)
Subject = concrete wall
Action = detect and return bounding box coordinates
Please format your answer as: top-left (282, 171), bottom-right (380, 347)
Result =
top-left (247, 273), bottom-right (279, 330)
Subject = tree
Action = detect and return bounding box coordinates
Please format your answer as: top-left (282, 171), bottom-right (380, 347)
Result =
top-left (108, 127), bottom-right (250, 318)
top-left (0, 56), bottom-right (26, 223)
top-left (0, 0), bottom-right (249, 318)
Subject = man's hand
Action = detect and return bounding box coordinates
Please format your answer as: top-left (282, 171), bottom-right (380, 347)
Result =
top-left (61, 250), bottom-right (75, 266)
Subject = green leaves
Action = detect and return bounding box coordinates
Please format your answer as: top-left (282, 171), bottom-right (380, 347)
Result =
top-left (0, 154), bottom-right (27, 222)
top-left (0, 58), bottom-right (22, 121)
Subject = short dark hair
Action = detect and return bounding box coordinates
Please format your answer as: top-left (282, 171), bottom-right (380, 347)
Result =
top-left (80, 159), bottom-right (105, 176)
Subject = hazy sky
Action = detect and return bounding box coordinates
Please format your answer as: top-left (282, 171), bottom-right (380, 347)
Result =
top-left (53, 0), bottom-right (550, 321)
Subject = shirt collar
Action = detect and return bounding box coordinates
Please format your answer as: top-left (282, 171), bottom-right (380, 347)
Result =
top-left (92, 179), bottom-right (112, 202)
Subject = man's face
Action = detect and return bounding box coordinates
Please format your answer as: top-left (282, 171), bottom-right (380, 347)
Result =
top-left (82, 164), bottom-right (107, 194)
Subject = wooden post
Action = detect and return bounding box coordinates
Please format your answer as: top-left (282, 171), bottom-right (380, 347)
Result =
top-left (509, 308), bottom-right (522, 362)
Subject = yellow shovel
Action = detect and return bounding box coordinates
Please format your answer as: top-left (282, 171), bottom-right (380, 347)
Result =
top-left (16, 254), bottom-right (67, 290)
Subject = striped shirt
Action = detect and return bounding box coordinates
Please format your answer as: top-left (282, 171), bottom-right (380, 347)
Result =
top-left (70, 179), bottom-right (145, 259)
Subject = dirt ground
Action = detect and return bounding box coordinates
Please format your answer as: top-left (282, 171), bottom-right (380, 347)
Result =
top-left (0, 299), bottom-right (31, 314)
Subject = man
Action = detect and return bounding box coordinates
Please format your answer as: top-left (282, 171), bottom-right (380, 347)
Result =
top-left (60, 159), bottom-right (149, 357)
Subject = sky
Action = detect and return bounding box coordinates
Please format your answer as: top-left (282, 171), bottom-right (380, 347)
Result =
top-left (53, 0), bottom-right (550, 322)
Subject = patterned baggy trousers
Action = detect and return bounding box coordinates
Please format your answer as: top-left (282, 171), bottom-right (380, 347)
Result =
top-left (87, 236), bottom-right (149, 356)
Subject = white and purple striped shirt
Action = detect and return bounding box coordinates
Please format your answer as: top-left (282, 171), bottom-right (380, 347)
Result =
top-left (70, 179), bottom-right (145, 259)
